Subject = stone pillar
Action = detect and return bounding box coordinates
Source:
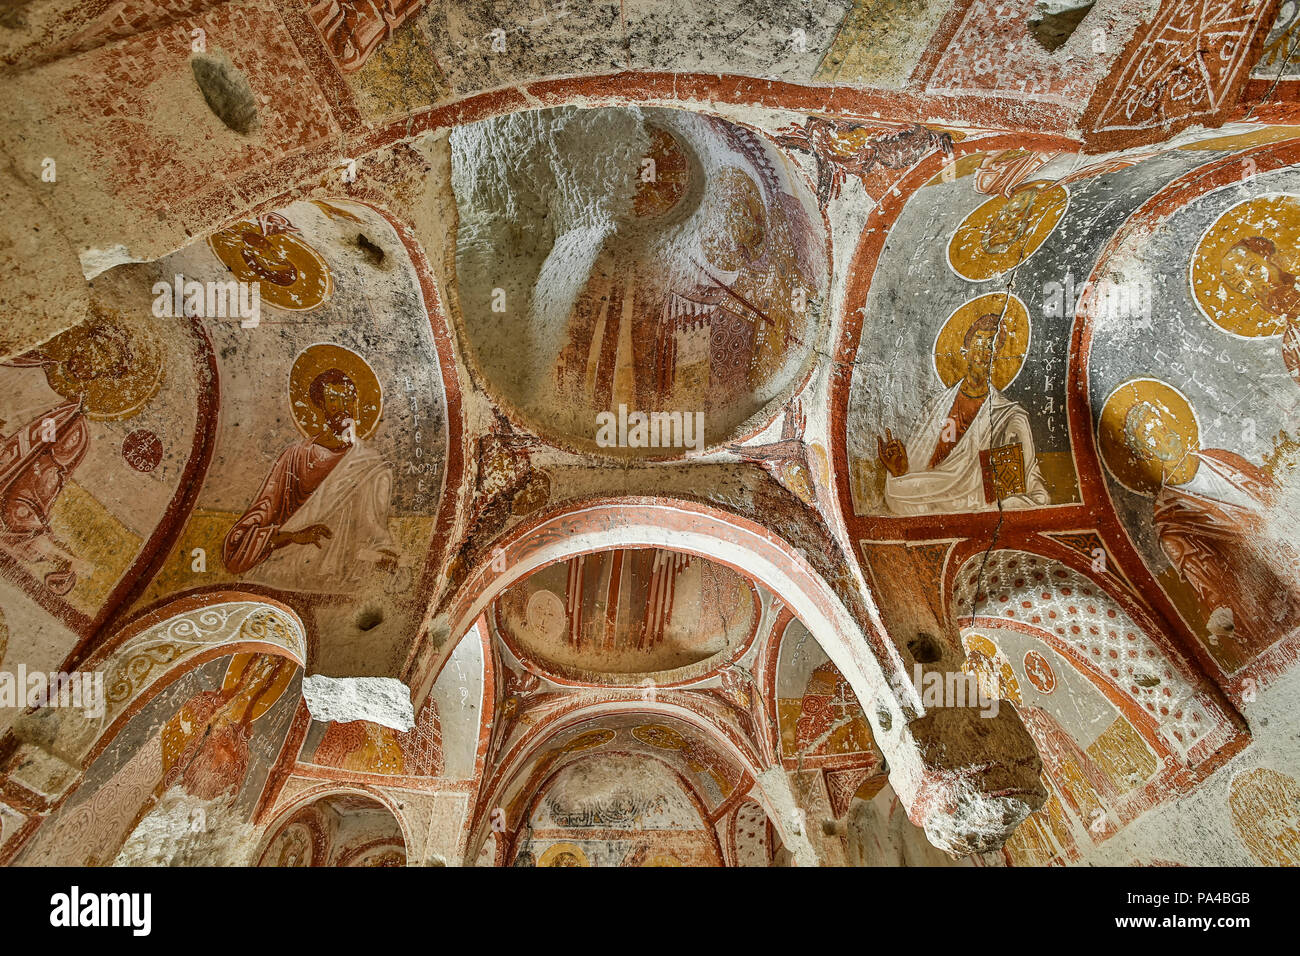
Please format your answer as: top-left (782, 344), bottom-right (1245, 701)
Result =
top-left (786, 768), bottom-right (849, 866)
top-left (895, 706), bottom-right (1046, 856)
top-left (753, 766), bottom-right (821, 866)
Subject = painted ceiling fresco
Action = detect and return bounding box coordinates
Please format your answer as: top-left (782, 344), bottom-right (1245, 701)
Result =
top-left (962, 629), bottom-right (1161, 864)
top-left (494, 547), bottom-right (759, 682)
top-left (0, 195), bottom-right (457, 686)
top-left (0, 296), bottom-right (204, 627)
top-left (257, 792), bottom-right (406, 867)
top-left (136, 199), bottom-right (453, 677)
top-left (845, 146), bottom-right (1159, 520)
top-left (18, 651), bottom-right (302, 866)
top-left (775, 618), bottom-right (879, 762)
top-left (485, 713), bottom-right (752, 833)
top-left (1087, 168), bottom-right (1300, 678)
top-left (450, 106), bottom-right (828, 458)
top-left (512, 752), bottom-right (722, 867)
top-left (2, 0), bottom-right (1300, 875)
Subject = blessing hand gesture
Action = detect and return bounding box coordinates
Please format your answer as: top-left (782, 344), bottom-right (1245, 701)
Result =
top-left (876, 428), bottom-right (908, 477)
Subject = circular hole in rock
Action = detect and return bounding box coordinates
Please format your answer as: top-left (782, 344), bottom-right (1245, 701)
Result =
top-left (355, 606), bottom-right (384, 632)
top-left (908, 633), bottom-right (943, 664)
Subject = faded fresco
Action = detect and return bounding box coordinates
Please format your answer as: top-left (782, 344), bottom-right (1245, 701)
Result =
top-left (302, 0), bottom-right (856, 123)
top-left (494, 547), bottom-right (758, 681)
top-left (5, 0), bottom-right (1300, 874)
top-left (258, 793), bottom-right (406, 867)
top-left (451, 106), bottom-right (828, 457)
top-left (299, 697), bottom-right (442, 777)
top-left (511, 752), bottom-right (721, 867)
top-left (0, 300), bottom-right (202, 621)
top-left (129, 199), bottom-right (450, 673)
top-left (487, 713), bottom-right (749, 858)
top-left (1090, 173), bottom-right (1300, 675)
top-left (960, 629), bottom-right (1161, 865)
top-left (775, 618), bottom-right (877, 760)
top-left (1252, 2), bottom-right (1300, 80)
top-left (19, 653), bottom-right (301, 866)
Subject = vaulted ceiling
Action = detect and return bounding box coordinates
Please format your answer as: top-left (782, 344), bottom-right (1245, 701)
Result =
top-left (1, 0), bottom-right (1299, 868)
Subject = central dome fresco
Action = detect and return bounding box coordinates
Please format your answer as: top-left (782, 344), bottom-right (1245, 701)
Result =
top-left (449, 106), bottom-right (830, 457)
top-left (493, 546), bottom-right (760, 684)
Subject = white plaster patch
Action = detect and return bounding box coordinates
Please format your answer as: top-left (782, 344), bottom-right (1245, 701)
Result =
top-left (302, 674), bottom-right (415, 732)
top-left (113, 786), bottom-right (259, 866)
top-left (78, 244), bottom-right (146, 279)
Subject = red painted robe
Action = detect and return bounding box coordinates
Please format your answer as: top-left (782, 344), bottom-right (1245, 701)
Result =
top-left (161, 691), bottom-right (249, 801)
top-left (222, 437), bottom-right (348, 574)
top-left (928, 388), bottom-right (984, 468)
top-left (1154, 449), bottom-right (1300, 661)
top-left (0, 401), bottom-right (89, 594)
top-left (0, 401), bottom-right (88, 541)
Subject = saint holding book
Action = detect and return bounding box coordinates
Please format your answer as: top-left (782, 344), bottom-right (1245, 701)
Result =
top-left (876, 294), bottom-right (1048, 515)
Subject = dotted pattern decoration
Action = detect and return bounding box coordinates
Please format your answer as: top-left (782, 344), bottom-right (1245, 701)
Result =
top-left (953, 550), bottom-right (1211, 758)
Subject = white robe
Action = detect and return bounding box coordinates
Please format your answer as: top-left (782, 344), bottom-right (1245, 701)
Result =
top-left (248, 438), bottom-right (396, 591)
top-left (884, 383), bottom-right (1048, 516)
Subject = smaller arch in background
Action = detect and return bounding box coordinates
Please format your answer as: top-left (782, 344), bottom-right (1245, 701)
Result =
top-left (948, 549), bottom-right (1248, 858)
top-left (951, 549), bottom-right (1237, 761)
top-left (256, 787), bottom-right (409, 867)
top-left (509, 750), bottom-right (724, 867)
top-left (469, 701), bottom-right (800, 866)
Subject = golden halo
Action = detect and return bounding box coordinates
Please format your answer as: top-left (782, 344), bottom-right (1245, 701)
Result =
top-left (221, 652), bottom-right (295, 723)
top-left (961, 632), bottom-right (1023, 705)
top-left (778, 459), bottom-right (815, 505)
top-left (1189, 194), bottom-right (1300, 338)
top-left (208, 221), bottom-right (332, 312)
top-left (808, 442), bottom-right (829, 487)
top-left (1177, 126), bottom-right (1300, 152)
top-left (563, 728), bottom-right (615, 753)
top-left (925, 150), bottom-right (996, 187)
top-left (932, 292), bottom-right (1031, 391)
top-left (36, 310), bottom-right (163, 421)
top-left (538, 842), bottom-right (590, 867)
top-left (962, 633), bottom-right (999, 658)
top-left (288, 343), bottom-right (383, 440)
top-left (633, 723), bottom-right (687, 750)
top-left (948, 180), bottom-right (1068, 281)
top-left (1098, 378), bottom-right (1201, 496)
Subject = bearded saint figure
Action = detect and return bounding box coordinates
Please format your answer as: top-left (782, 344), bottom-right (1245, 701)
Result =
top-left (1124, 399), bottom-right (1300, 663)
top-left (161, 654), bottom-right (293, 803)
top-left (222, 367), bottom-right (398, 590)
top-left (876, 313), bottom-right (1047, 515)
